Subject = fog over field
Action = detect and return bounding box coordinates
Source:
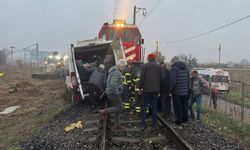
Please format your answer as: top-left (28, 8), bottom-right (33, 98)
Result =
top-left (0, 0), bottom-right (250, 63)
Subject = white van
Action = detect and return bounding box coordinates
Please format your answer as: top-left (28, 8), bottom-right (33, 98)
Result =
top-left (196, 68), bottom-right (230, 93)
top-left (65, 39), bottom-right (126, 104)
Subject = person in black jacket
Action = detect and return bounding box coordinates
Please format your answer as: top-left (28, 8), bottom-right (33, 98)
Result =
top-left (159, 62), bottom-right (171, 117)
top-left (170, 56), bottom-right (189, 125)
top-left (139, 53), bottom-right (161, 129)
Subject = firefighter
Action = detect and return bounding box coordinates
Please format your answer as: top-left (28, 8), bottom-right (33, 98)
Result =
top-left (122, 62), bottom-right (134, 112)
top-left (133, 72), bottom-right (141, 114)
top-left (131, 62), bottom-right (150, 117)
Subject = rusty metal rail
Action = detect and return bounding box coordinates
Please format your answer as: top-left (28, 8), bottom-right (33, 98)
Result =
top-left (99, 112), bottom-right (193, 150)
top-left (157, 114), bottom-right (193, 150)
top-left (100, 118), bottom-right (107, 150)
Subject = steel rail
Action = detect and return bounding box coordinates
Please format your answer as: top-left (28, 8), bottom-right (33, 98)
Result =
top-left (100, 103), bottom-right (108, 150)
top-left (157, 114), bottom-right (193, 150)
top-left (100, 118), bottom-right (107, 150)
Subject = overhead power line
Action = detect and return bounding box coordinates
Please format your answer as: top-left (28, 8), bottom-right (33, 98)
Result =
top-left (138, 0), bottom-right (165, 27)
top-left (166, 15), bottom-right (250, 44)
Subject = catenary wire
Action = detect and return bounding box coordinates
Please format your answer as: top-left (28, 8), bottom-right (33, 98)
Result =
top-left (138, 0), bottom-right (165, 27)
top-left (166, 15), bottom-right (250, 44)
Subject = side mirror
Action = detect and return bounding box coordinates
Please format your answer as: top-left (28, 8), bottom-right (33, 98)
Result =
top-left (141, 39), bottom-right (144, 45)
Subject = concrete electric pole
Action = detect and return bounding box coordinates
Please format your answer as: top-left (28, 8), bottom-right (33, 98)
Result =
top-left (133, 5), bottom-right (147, 25)
top-left (155, 41), bottom-right (159, 52)
top-left (36, 43), bottom-right (39, 67)
top-left (219, 44), bottom-right (221, 68)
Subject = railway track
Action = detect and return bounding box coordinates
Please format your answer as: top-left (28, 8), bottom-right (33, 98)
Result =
top-left (97, 111), bottom-right (193, 150)
top-left (21, 104), bottom-right (244, 149)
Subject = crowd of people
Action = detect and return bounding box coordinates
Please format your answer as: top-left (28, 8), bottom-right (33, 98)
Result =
top-left (77, 53), bottom-right (210, 129)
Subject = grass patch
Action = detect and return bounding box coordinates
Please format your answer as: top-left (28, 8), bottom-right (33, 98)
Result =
top-left (202, 106), bottom-right (250, 149)
top-left (38, 106), bottom-right (65, 124)
top-left (7, 146), bottom-right (21, 150)
top-left (219, 92), bottom-right (250, 108)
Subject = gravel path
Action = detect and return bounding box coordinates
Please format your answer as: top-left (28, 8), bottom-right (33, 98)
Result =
top-left (164, 115), bottom-right (244, 150)
top-left (21, 105), bottom-right (101, 150)
top-left (21, 104), bottom-right (245, 150)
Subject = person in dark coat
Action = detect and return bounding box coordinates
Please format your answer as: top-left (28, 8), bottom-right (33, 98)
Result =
top-left (76, 59), bottom-right (95, 82)
top-left (88, 64), bottom-right (107, 108)
top-left (139, 53), bottom-right (161, 128)
top-left (170, 56), bottom-right (189, 125)
top-left (88, 64), bottom-right (106, 93)
top-left (159, 62), bottom-right (171, 117)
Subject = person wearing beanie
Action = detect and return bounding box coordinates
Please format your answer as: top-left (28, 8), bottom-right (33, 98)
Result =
top-left (169, 56), bottom-right (189, 125)
top-left (99, 59), bottom-right (126, 129)
top-left (147, 53), bottom-right (156, 60)
top-left (139, 53), bottom-right (161, 129)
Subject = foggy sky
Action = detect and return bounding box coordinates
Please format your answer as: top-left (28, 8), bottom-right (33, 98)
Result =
top-left (0, 0), bottom-right (250, 63)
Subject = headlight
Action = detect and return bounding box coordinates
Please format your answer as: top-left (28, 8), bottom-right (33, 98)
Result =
top-left (55, 55), bottom-right (61, 60)
top-left (58, 62), bottom-right (61, 65)
top-left (44, 61), bottom-right (48, 64)
top-left (48, 55), bottom-right (53, 59)
top-left (63, 55), bottom-right (68, 60)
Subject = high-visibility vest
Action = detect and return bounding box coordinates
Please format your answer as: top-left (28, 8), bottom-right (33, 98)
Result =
top-left (135, 106), bottom-right (141, 113)
top-left (133, 77), bottom-right (140, 91)
top-left (123, 102), bottom-right (130, 109)
top-left (0, 72), bottom-right (4, 77)
top-left (122, 72), bottom-right (132, 86)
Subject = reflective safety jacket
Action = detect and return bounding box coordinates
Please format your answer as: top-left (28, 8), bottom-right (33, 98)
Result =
top-left (0, 72), bottom-right (4, 77)
top-left (122, 67), bottom-right (133, 87)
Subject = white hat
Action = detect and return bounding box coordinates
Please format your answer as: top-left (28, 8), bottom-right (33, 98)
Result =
top-left (116, 59), bottom-right (127, 68)
top-left (99, 64), bottom-right (105, 69)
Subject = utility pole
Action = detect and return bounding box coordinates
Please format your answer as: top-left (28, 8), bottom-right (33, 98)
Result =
top-left (133, 5), bottom-right (147, 25)
top-left (155, 41), bottom-right (159, 52)
top-left (36, 43), bottom-right (39, 67)
top-left (219, 44), bottom-right (221, 68)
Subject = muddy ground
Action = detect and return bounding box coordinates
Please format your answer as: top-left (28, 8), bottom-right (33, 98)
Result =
top-left (0, 66), bottom-right (69, 149)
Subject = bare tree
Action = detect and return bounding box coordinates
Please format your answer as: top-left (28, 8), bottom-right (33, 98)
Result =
top-left (0, 49), bottom-right (7, 65)
top-left (177, 53), bottom-right (198, 67)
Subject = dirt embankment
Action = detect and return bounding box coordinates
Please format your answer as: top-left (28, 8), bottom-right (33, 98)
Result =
top-left (0, 67), bottom-right (69, 149)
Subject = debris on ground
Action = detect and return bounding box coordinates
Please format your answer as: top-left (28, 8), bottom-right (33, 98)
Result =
top-left (64, 121), bottom-right (83, 132)
top-left (0, 66), bottom-right (67, 150)
top-left (8, 87), bottom-right (18, 93)
top-left (0, 105), bottom-right (20, 114)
